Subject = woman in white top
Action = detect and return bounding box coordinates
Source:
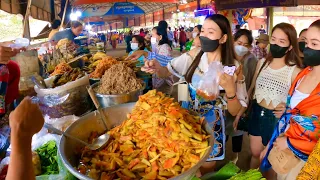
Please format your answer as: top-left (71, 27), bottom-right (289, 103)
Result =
top-left (141, 14), bottom-right (244, 173)
top-left (241, 23), bottom-right (303, 175)
top-left (152, 27), bottom-right (174, 95)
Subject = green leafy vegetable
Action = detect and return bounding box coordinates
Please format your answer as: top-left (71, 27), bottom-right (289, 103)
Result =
top-left (229, 169), bottom-right (263, 180)
top-left (35, 140), bottom-right (59, 175)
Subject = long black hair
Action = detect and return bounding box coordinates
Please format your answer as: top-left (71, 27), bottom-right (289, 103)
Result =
top-left (234, 29), bottom-right (253, 45)
top-left (132, 35), bottom-right (146, 50)
top-left (156, 27), bottom-right (169, 46)
top-left (185, 14), bottom-right (235, 83)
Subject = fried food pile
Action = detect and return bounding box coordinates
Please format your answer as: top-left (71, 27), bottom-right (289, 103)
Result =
top-left (50, 63), bottom-right (72, 77)
top-left (78, 90), bottom-right (210, 180)
top-left (52, 68), bottom-right (85, 88)
top-left (89, 57), bottom-right (119, 79)
top-left (95, 63), bottom-right (143, 95)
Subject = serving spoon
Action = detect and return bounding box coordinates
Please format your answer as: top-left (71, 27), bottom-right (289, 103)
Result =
top-left (44, 123), bottom-right (111, 151)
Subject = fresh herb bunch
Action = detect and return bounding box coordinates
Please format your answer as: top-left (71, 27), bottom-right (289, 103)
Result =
top-left (35, 140), bottom-right (59, 175)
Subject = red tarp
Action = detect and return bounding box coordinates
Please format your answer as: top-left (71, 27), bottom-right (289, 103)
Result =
top-left (74, 0), bottom-right (178, 6)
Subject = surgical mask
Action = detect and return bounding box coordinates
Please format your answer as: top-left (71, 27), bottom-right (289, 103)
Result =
top-left (235, 45), bottom-right (249, 57)
top-left (270, 44), bottom-right (289, 58)
top-left (304, 47), bottom-right (320, 67)
top-left (151, 37), bottom-right (157, 44)
top-left (200, 36), bottom-right (220, 52)
top-left (299, 41), bottom-right (306, 53)
top-left (192, 32), bottom-right (198, 39)
top-left (131, 43), bottom-right (139, 50)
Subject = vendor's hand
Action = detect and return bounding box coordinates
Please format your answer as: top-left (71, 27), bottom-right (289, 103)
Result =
top-left (220, 73), bottom-right (236, 97)
top-left (273, 136), bottom-right (289, 151)
top-left (260, 147), bottom-right (268, 162)
top-left (0, 46), bottom-right (21, 64)
top-left (9, 97), bottom-right (44, 138)
top-left (233, 115), bottom-right (241, 131)
top-left (141, 59), bottom-right (161, 74)
top-left (273, 103), bottom-right (286, 118)
top-left (126, 50), bottom-right (148, 60)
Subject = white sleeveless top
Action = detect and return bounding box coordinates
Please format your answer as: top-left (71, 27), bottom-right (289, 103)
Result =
top-left (254, 59), bottom-right (296, 107)
top-left (290, 77), bottom-right (310, 109)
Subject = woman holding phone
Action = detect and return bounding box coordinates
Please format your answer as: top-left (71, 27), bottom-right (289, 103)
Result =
top-left (141, 14), bottom-right (246, 172)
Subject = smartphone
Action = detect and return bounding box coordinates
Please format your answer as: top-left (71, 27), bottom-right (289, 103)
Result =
top-left (223, 66), bottom-right (236, 76)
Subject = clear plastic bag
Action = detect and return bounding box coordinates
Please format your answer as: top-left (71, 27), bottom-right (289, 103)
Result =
top-left (33, 76), bottom-right (91, 118)
top-left (0, 134), bottom-right (76, 180)
top-left (45, 115), bottom-right (79, 132)
top-left (196, 61), bottom-right (224, 101)
top-left (32, 134), bottom-right (76, 180)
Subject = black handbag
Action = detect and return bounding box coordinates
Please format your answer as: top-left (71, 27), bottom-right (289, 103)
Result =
top-left (236, 61), bottom-right (267, 132)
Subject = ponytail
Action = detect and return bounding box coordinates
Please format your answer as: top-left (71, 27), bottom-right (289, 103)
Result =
top-left (185, 51), bottom-right (204, 83)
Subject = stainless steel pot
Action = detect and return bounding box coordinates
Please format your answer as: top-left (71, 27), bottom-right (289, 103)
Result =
top-left (91, 82), bottom-right (145, 108)
top-left (59, 103), bottom-right (214, 180)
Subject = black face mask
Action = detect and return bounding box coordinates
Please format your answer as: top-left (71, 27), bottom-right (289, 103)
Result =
top-left (299, 42), bottom-right (306, 53)
top-left (270, 44), bottom-right (290, 58)
top-left (200, 36), bottom-right (220, 52)
top-left (304, 47), bottom-right (320, 67)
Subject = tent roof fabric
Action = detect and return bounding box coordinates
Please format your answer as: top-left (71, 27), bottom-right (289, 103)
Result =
top-left (72, 2), bottom-right (177, 14)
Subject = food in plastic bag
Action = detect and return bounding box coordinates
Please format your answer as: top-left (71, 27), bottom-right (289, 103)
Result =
top-left (196, 62), bottom-right (224, 101)
top-left (35, 140), bottom-right (58, 175)
top-left (32, 134), bottom-right (76, 180)
top-left (32, 151), bottom-right (42, 176)
top-left (34, 75), bottom-right (91, 118)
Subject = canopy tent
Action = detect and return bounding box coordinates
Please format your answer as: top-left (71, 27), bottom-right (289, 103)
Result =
top-left (71, 0), bottom-right (180, 14)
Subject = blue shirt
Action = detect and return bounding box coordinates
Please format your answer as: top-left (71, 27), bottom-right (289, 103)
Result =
top-left (129, 48), bottom-right (149, 67)
top-left (168, 31), bottom-right (174, 41)
top-left (147, 52), bottom-right (173, 67)
top-left (50, 29), bottom-right (76, 42)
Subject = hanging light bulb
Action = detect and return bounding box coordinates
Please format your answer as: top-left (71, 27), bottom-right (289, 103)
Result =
top-left (75, 10), bottom-right (82, 17)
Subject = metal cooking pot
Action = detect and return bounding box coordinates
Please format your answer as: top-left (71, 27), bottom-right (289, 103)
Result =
top-left (91, 82), bottom-right (145, 108)
top-left (59, 103), bottom-right (214, 180)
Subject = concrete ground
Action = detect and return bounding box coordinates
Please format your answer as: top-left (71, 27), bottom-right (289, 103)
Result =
top-left (105, 43), bottom-right (252, 173)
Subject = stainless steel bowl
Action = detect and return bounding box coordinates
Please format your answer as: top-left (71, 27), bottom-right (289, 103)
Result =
top-left (59, 103), bottom-right (214, 180)
top-left (91, 82), bottom-right (145, 108)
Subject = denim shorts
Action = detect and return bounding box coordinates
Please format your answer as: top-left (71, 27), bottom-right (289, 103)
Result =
top-left (248, 100), bottom-right (278, 146)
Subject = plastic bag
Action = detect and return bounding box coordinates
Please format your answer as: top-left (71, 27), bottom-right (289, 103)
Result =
top-left (11, 50), bottom-right (39, 77)
top-left (45, 115), bottom-right (79, 132)
top-left (32, 134), bottom-right (76, 180)
top-left (33, 75), bottom-right (91, 118)
top-left (1, 134), bottom-right (76, 180)
top-left (196, 62), bottom-right (224, 101)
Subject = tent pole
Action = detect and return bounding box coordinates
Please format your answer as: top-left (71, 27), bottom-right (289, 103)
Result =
top-left (266, 7), bottom-right (274, 35)
top-left (60, 0), bottom-right (69, 29)
top-left (23, 0), bottom-right (32, 40)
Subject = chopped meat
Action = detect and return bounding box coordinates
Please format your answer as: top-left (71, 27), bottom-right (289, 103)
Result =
top-left (95, 63), bottom-right (143, 95)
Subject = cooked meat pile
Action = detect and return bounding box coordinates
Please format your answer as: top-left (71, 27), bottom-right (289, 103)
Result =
top-left (95, 63), bottom-right (143, 95)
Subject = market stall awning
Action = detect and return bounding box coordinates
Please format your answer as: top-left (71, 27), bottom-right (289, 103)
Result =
top-left (73, 0), bottom-right (178, 6)
top-left (72, 0), bottom-right (180, 14)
